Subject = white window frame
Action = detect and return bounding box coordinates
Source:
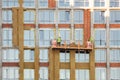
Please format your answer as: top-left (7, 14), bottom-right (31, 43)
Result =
top-left (76, 69), bottom-right (89, 80)
top-left (110, 68), bottom-right (120, 80)
top-left (38, 10), bottom-right (55, 24)
top-left (2, 28), bottom-right (12, 47)
top-left (110, 49), bottom-right (120, 62)
top-left (2, 49), bottom-right (19, 62)
top-left (38, 0), bottom-right (48, 8)
top-left (58, 10), bottom-right (70, 24)
top-left (24, 69), bottom-right (34, 80)
top-left (2, 67), bottom-right (19, 80)
top-left (24, 50), bottom-right (34, 62)
top-left (95, 29), bottom-right (106, 47)
top-left (75, 29), bottom-right (83, 45)
top-left (110, 29), bottom-right (120, 47)
top-left (39, 67), bottom-right (48, 80)
top-left (95, 49), bottom-right (106, 62)
top-left (60, 69), bottom-right (70, 80)
top-left (2, 10), bottom-right (12, 23)
top-left (39, 28), bottom-right (54, 47)
top-left (2, 0), bottom-right (19, 8)
top-left (75, 51), bottom-right (89, 62)
top-left (58, 0), bottom-right (70, 8)
top-left (94, 0), bottom-right (105, 7)
top-left (23, 0), bottom-right (35, 8)
top-left (74, 0), bottom-right (89, 7)
top-left (95, 68), bottom-right (106, 80)
top-left (60, 51), bottom-right (70, 62)
top-left (39, 49), bottom-right (48, 62)
top-left (59, 29), bottom-right (70, 44)
top-left (24, 30), bottom-right (35, 47)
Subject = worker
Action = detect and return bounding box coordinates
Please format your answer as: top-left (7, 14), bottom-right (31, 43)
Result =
top-left (51, 39), bottom-right (57, 47)
top-left (57, 37), bottom-right (61, 46)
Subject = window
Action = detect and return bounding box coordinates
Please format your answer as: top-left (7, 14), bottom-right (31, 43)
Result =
top-left (95, 49), bottom-right (106, 62)
top-left (2, 49), bottom-right (19, 62)
top-left (24, 11), bottom-right (35, 23)
top-left (94, 0), bottom-right (105, 7)
top-left (75, 29), bottom-right (83, 45)
top-left (2, 0), bottom-right (19, 7)
top-left (23, 0), bottom-right (35, 8)
top-left (24, 69), bottom-right (34, 80)
top-left (39, 10), bottom-right (54, 23)
top-left (39, 67), bottom-right (48, 80)
top-left (60, 51), bottom-right (70, 62)
top-left (2, 28), bottom-right (12, 47)
top-left (75, 51), bottom-right (89, 62)
top-left (58, 0), bottom-right (70, 7)
top-left (60, 69), bottom-right (70, 80)
top-left (74, 0), bottom-right (89, 7)
top-left (76, 69), bottom-right (89, 80)
top-left (110, 29), bottom-right (120, 46)
top-left (110, 0), bottom-right (120, 7)
top-left (95, 29), bottom-right (106, 47)
top-left (74, 10), bottom-right (84, 23)
top-left (59, 10), bottom-right (70, 23)
top-left (95, 68), bottom-right (106, 80)
top-left (39, 49), bottom-right (48, 62)
top-left (39, 0), bottom-right (48, 8)
top-left (39, 29), bottom-right (54, 47)
top-left (24, 50), bottom-right (34, 62)
top-left (110, 68), bottom-right (120, 80)
top-left (110, 10), bottom-right (120, 23)
top-left (94, 10), bottom-right (105, 23)
top-left (110, 49), bottom-right (120, 62)
top-left (59, 29), bottom-right (70, 44)
top-left (2, 67), bottom-right (19, 80)
top-left (24, 30), bottom-right (35, 47)
top-left (2, 10), bottom-right (12, 23)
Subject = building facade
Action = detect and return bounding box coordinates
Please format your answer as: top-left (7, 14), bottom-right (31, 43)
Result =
top-left (0, 0), bottom-right (120, 80)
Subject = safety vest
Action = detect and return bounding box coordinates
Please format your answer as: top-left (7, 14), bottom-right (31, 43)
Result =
top-left (57, 37), bottom-right (61, 42)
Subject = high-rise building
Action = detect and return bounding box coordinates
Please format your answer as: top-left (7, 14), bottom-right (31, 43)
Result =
top-left (0, 0), bottom-right (120, 80)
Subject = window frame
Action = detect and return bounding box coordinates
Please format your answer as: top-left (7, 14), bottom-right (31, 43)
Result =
top-left (95, 29), bottom-right (106, 47)
top-left (39, 28), bottom-right (55, 47)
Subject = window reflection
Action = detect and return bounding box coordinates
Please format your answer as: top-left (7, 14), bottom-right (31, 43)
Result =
top-left (39, 29), bottom-right (54, 47)
top-left (24, 50), bottom-right (34, 62)
top-left (39, 67), bottom-right (48, 80)
top-left (95, 29), bottom-right (106, 47)
top-left (39, 49), bottom-right (48, 62)
top-left (2, 28), bottom-right (12, 47)
top-left (2, 49), bottom-right (19, 62)
top-left (24, 69), bottom-right (34, 80)
top-left (2, 67), bottom-right (19, 80)
top-left (24, 30), bottom-right (35, 47)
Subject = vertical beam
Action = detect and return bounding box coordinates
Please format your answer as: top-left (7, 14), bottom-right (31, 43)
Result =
top-left (49, 48), bottom-right (54, 80)
top-left (106, 0), bottom-right (110, 80)
top-left (70, 50), bottom-right (75, 80)
top-left (35, 0), bottom-right (39, 79)
top-left (89, 50), bottom-right (95, 80)
top-left (70, 3), bottom-right (74, 42)
top-left (18, 7), bottom-right (24, 80)
top-left (54, 50), bottom-right (60, 80)
top-left (55, 0), bottom-right (58, 37)
top-left (12, 8), bottom-right (18, 47)
top-left (35, 46), bottom-right (39, 80)
top-left (0, 0), bottom-right (2, 79)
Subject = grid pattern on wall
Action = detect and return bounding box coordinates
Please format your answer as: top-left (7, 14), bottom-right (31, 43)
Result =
top-left (0, 0), bottom-right (120, 80)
